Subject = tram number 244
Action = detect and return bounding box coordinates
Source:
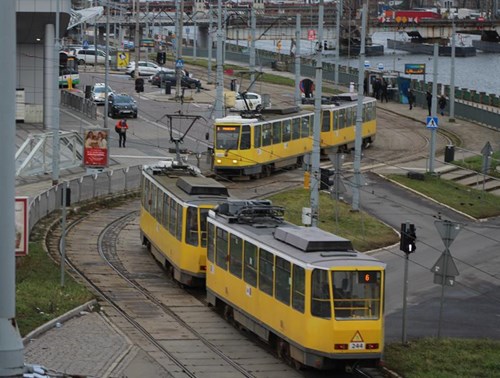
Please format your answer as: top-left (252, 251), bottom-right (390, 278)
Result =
top-left (349, 342), bottom-right (365, 350)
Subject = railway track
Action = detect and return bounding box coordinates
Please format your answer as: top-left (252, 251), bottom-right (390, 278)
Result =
top-left (46, 201), bottom-right (389, 378)
top-left (46, 202), bottom-right (303, 378)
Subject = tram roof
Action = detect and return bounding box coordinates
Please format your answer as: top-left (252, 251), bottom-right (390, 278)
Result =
top-left (209, 210), bottom-right (384, 269)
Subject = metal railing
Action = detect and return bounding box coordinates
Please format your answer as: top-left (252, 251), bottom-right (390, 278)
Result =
top-left (60, 90), bottom-right (97, 120)
top-left (27, 165), bottom-right (142, 233)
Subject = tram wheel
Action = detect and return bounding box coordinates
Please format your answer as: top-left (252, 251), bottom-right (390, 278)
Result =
top-left (223, 304), bottom-right (234, 323)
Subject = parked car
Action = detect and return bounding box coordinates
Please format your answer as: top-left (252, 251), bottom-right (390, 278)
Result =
top-left (233, 92), bottom-right (263, 111)
top-left (90, 83), bottom-right (114, 105)
top-left (126, 61), bottom-right (171, 77)
top-left (151, 71), bottom-right (201, 89)
top-left (107, 93), bottom-right (138, 118)
top-left (75, 48), bottom-right (111, 65)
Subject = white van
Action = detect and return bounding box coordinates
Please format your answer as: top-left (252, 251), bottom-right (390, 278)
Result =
top-left (75, 48), bottom-right (110, 65)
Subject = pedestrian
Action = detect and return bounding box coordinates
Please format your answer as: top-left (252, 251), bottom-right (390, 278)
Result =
top-left (115, 119), bottom-right (128, 148)
top-left (438, 95), bottom-right (447, 116)
top-left (363, 77), bottom-right (368, 96)
top-left (407, 89), bottom-right (416, 110)
top-left (380, 79), bottom-right (388, 103)
top-left (426, 91), bottom-right (432, 116)
top-left (372, 78), bottom-right (381, 99)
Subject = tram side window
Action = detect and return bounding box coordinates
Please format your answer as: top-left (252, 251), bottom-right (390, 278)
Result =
top-left (143, 179), bottom-right (150, 212)
top-left (140, 176), bottom-right (146, 207)
top-left (338, 109), bottom-right (345, 129)
top-left (157, 190), bottom-right (163, 223)
top-left (207, 223), bottom-right (215, 262)
top-left (200, 209), bottom-right (209, 247)
top-left (216, 228), bottom-right (228, 269)
top-left (333, 112), bottom-right (338, 131)
top-left (272, 121), bottom-right (282, 144)
top-left (292, 118), bottom-right (300, 140)
top-left (169, 199), bottom-right (177, 235)
top-left (240, 125), bottom-right (251, 150)
top-left (292, 265), bottom-right (305, 313)
top-left (254, 125), bottom-right (261, 148)
top-left (176, 204), bottom-right (183, 241)
top-left (275, 256), bottom-right (291, 305)
top-left (151, 185), bottom-right (157, 219)
top-left (185, 206), bottom-right (198, 246)
top-left (283, 119), bottom-right (291, 142)
top-left (229, 234), bottom-right (243, 278)
top-left (243, 242), bottom-right (258, 287)
top-left (259, 249), bottom-right (274, 296)
top-left (321, 111), bottom-right (331, 132)
top-left (311, 269), bottom-right (331, 318)
top-left (300, 116), bottom-right (310, 138)
top-left (262, 124), bottom-right (272, 146)
top-left (162, 194), bottom-right (169, 228)
top-left (346, 108), bottom-right (352, 127)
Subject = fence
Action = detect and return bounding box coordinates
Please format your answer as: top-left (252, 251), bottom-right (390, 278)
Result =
top-left (60, 90), bottom-right (97, 120)
top-left (27, 165), bottom-right (143, 233)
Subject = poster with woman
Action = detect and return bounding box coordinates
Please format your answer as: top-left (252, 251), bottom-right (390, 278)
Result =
top-left (15, 197), bottom-right (28, 257)
top-left (83, 128), bottom-right (109, 167)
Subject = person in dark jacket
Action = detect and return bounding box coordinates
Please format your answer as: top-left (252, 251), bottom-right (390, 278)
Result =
top-left (115, 119), bottom-right (129, 148)
top-left (426, 91), bottom-right (432, 116)
top-left (438, 95), bottom-right (447, 116)
top-left (408, 89), bottom-right (416, 110)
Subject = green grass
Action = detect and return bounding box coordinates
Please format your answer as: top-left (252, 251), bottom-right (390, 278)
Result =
top-left (265, 188), bottom-right (399, 251)
top-left (384, 338), bottom-right (500, 378)
top-left (16, 240), bottom-right (94, 336)
top-left (452, 151), bottom-right (500, 179)
top-left (388, 173), bottom-right (500, 218)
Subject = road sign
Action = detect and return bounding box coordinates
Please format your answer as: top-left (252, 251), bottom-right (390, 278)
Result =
top-left (432, 252), bottom-right (460, 277)
top-left (364, 60), bottom-right (370, 68)
top-left (435, 220), bottom-right (461, 248)
top-left (426, 116), bottom-right (438, 129)
top-left (377, 63), bottom-right (384, 70)
top-left (481, 141), bottom-right (493, 174)
top-left (175, 59), bottom-right (184, 69)
top-left (83, 40), bottom-right (89, 50)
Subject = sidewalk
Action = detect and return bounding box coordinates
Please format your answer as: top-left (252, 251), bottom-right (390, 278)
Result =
top-left (17, 65), bottom-right (500, 377)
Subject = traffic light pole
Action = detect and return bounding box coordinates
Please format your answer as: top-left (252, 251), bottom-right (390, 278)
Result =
top-left (402, 251), bottom-right (409, 344)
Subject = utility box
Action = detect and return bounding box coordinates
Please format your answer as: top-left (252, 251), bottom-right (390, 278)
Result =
top-left (444, 145), bottom-right (455, 163)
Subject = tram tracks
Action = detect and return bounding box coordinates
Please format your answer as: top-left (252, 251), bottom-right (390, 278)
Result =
top-left (46, 202), bottom-right (303, 378)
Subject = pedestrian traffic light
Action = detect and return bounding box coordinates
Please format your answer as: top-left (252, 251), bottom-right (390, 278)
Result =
top-left (135, 78), bottom-right (144, 93)
top-left (157, 51), bottom-right (166, 65)
top-left (400, 223), bottom-right (417, 254)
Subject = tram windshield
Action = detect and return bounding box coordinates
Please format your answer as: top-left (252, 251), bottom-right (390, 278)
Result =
top-left (332, 270), bottom-right (382, 320)
top-left (216, 125), bottom-right (240, 150)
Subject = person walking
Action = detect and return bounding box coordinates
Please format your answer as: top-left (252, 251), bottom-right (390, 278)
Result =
top-left (438, 95), bottom-right (447, 116)
top-left (380, 79), bottom-right (388, 103)
top-left (115, 119), bottom-right (128, 148)
top-left (407, 89), bottom-right (416, 110)
top-left (426, 91), bottom-right (432, 116)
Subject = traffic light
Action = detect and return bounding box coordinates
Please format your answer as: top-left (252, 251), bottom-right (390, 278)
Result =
top-left (135, 78), bottom-right (144, 93)
top-left (400, 223), bottom-right (417, 254)
top-left (157, 51), bottom-right (166, 65)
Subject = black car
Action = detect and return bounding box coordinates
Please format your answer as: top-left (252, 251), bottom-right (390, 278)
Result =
top-left (151, 71), bottom-right (201, 89)
top-left (107, 94), bottom-right (138, 119)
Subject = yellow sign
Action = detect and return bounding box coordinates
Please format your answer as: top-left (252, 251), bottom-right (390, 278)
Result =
top-left (116, 51), bottom-right (130, 69)
top-left (351, 331), bottom-right (364, 342)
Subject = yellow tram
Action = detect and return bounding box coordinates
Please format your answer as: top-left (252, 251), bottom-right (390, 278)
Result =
top-left (139, 159), bottom-right (229, 286)
top-left (206, 200), bottom-right (385, 370)
top-left (213, 95), bottom-right (377, 178)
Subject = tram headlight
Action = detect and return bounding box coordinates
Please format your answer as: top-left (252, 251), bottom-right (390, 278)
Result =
top-left (232, 159), bottom-right (238, 164)
top-left (216, 159), bottom-right (222, 164)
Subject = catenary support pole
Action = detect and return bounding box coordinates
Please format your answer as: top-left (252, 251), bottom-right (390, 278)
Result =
top-left (449, 20), bottom-right (455, 122)
top-left (351, 1), bottom-right (367, 212)
top-left (249, 7), bottom-right (256, 92)
top-left (334, 0), bottom-right (342, 86)
top-left (294, 14), bottom-right (301, 107)
top-left (310, 0), bottom-right (324, 227)
top-left (207, 5), bottom-right (213, 84)
top-left (0, 1), bottom-right (25, 376)
top-left (428, 43), bottom-right (438, 173)
top-left (215, 0), bottom-right (224, 119)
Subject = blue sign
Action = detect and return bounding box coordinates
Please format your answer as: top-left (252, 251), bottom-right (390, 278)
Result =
top-left (364, 60), bottom-right (370, 68)
top-left (83, 40), bottom-right (89, 50)
top-left (175, 59), bottom-right (184, 68)
top-left (426, 116), bottom-right (439, 129)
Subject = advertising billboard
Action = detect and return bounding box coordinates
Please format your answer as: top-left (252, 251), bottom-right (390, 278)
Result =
top-left (405, 63), bottom-right (426, 75)
top-left (83, 128), bottom-right (109, 168)
top-left (15, 197), bottom-right (29, 257)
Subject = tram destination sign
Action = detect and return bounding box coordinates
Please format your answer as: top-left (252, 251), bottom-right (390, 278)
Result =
top-left (405, 63), bottom-right (426, 75)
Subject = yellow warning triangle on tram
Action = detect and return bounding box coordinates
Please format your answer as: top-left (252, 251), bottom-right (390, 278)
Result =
top-left (351, 331), bottom-right (364, 342)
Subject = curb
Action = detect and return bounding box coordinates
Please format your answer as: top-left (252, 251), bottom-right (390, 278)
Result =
top-left (22, 300), bottom-right (98, 346)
